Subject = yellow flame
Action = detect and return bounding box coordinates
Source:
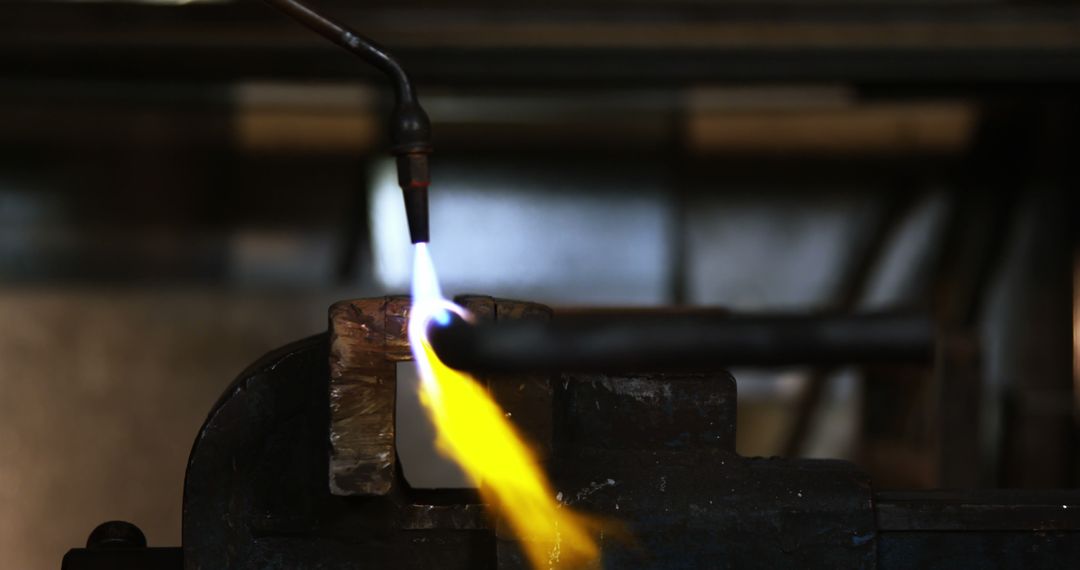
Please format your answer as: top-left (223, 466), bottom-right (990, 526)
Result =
top-left (409, 244), bottom-right (600, 569)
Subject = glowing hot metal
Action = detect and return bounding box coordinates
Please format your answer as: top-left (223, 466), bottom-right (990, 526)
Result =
top-left (408, 244), bottom-right (600, 569)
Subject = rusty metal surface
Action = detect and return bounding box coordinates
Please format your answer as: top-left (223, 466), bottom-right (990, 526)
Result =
top-left (504, 354), bottom-right (870, 569)
top-left (493, 451), bottom-right (875, 569)
top-left (329, 295), bottom-right (554, 496)
top-left (554, 451), bottom-right (876, 569)
top-left (556, 372), bottom-right (737, 452)
top-left (328, 296), bottom-right (409, 496)
top-left (401, 504), bottom-right (489, 531)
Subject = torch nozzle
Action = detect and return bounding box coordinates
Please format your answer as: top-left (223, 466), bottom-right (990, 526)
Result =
top-left (391, 97), bottom-right (433, 244)
top-left (402, 184), bottom-right (430, 244)
top-left (396, 151), bottom-right (431, 244)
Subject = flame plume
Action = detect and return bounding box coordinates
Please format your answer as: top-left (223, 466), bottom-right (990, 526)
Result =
top-left (408, 244), bottom-right (600, 569)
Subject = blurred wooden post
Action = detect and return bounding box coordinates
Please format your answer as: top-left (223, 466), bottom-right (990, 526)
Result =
top-left (936, 330), bottom-right (982, 488)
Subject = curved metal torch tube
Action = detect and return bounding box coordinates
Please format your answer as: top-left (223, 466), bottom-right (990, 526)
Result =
top-left (262, 0), bottom-right (413, 101)
top-left (262, 0), bottom-right (432, 243)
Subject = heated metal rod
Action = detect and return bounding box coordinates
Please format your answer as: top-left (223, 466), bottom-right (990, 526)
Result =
top-left (428, 313), bottom-right (936, 373)
top-left (262, 0), bottom-right (431, 243)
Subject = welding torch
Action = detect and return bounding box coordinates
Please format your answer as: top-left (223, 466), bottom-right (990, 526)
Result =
top-left (262, 0), bottom-right (431, 243)
top-left (428, 312), bottom-right (937, 373)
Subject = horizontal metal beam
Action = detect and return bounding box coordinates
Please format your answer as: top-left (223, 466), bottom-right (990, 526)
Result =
top-left (3, 2), bottom-right (1080, 86)
top-left (876, 490), bottom-right (1080, 531)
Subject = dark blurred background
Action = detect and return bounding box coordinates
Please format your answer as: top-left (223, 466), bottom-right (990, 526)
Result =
top-left (0, 0), bottom-right (1077, 567)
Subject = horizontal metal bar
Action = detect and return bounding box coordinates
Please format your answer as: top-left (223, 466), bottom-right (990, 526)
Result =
top-left (875, 490), bottom-right (1080, 532)
top-left (428, 312), bottom-right (936, 373)
top-left (4, 3), bottom-right (1080, 86)
top-left (6, 46), bottom-right (1080, 88)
